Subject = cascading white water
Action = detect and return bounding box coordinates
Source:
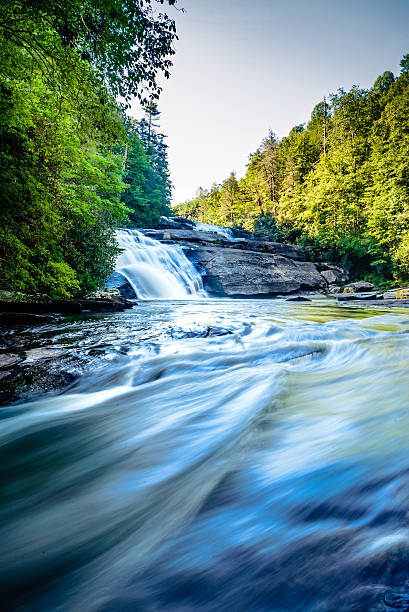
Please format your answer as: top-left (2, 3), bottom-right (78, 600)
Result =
top-left (115, 229), bottom-right (205, 300)
top-left (193, 221), bottom-right (234, 239)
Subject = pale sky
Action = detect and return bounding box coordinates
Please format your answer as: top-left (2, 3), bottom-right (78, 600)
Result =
top-left (129, 0), bottom-right (409, 205)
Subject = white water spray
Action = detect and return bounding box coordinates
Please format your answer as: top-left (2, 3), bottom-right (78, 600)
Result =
top-left (115, 229), bottom-right (205, 300)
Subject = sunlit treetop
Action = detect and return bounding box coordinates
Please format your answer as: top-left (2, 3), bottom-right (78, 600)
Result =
top-left (0, 0), bottom-right (179, 102)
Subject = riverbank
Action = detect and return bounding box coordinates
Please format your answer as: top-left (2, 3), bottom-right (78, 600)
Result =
top-left (0, 289), bottom-right (134, 325)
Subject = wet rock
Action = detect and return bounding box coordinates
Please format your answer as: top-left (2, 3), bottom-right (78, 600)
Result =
top-left (286, 296), bottom-right (312, 302)
top-left (205, 326), bottom-right (234, 337)
top-left (24, 348), bottom-right (65, 361)
top-left (342, 280), bottom-right (375, 293)
top-left (170, 326), bottom-right (234, 339)
top-left (336, 292), bottom-right (380, 301)
top-left (105, 271), bottom-right (137, 299)
top-left (383, 590), bottom-right (409, 609)
top-left (144, 228), bottom-right (226, 243)
top-left (383, 287), bottom-right (409, 300)
top-left (328, 285), bottom-right (341, 294)
top-left (157, 216), bottom-right (196, 230)
top-left (78, 298), bottom-right (131, 312)
top-left (0, 312), bottom-right (60, 325)
top-left (0, 353), bottom-right (23, 368)
top-left (0, 365), bottom-right (78, 405)
top-left (185, 246), bottom-right (325, 297)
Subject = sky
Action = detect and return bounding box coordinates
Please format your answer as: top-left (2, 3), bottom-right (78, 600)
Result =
top-left (129, 0), bottom-right (409, 205)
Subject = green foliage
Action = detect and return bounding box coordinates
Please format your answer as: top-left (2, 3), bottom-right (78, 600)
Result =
top-left (0, 1), bottom-right (177, 297)
top-left (120, 111), bottom-right (172, 227)
top-left (0, 1), bottom-right (178, 103)
top-left (176, 55), bottom-right (409, 283)
top-left (253, 214), bottom-right (286, 241)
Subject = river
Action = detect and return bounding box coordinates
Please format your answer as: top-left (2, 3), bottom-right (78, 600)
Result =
top-left (2, 296), bottom-right (409, 611)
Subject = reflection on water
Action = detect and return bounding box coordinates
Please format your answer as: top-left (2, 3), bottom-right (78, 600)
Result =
top-left (1, 298), bottom-right (409, 611)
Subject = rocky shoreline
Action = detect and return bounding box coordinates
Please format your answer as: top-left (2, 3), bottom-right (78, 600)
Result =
top-left (112, 217), bottom-right (409, 306)
top-left (3, 218), bottom-right (409, 317)
top-left (0, 289), bottom-right (134, 326)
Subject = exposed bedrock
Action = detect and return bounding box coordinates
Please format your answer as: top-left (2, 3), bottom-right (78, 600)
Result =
top-left (185, 246), bottom-right (326, 297)
top-left (127, 218), bottom-right (349, 297)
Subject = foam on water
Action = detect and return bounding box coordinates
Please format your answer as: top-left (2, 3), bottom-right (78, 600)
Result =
top-left (115, 229), bottom-right (205, 299)
top-left (2, 300), bottom-right (409, 611)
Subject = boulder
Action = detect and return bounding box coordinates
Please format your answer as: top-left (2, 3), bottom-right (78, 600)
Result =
top-left (321, 269), bottom-right (347, 285)
top-left (341, 280), bottom-right (375, 293)
top-left (328, 285), bottom-right (341, 294)
top-left (105, 271), bottom-right (137, 299)
top-left (314, 263), bottom-right (348, 286)
top-left (335, 292), bottom-right (381, 301)
top-left (157, 216), bottom-right (196, 230)
top-left (382, 287), bottom-right (409, 300)
top-left (286, 296), bottom-right (312, 302)
top-left (321, 269), bottom-right (340, 285)
top-left (185, 246), bottom-right (325, 297)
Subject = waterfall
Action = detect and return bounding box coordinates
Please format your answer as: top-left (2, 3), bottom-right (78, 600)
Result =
top-left (115, 229), bottom-right (205, 300)
top-left (193, 222), bottom-right (234, 239)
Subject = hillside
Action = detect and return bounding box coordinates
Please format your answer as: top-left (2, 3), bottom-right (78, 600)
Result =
top-left (176, 55), bottom-right (409, 284)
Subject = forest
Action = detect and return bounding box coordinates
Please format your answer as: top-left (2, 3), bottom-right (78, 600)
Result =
top-left (0, 0), bottom-right (173, 298)
top-left (176, 56), bottom-right (409, 284)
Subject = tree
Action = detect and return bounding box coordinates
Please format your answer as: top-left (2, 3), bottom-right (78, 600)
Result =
top-left (0, 1), bottom-right (179, 296)
top-left (120, 114), bottom-right (172, 227)
top-left (174, 53), bottom-right (409, 283)
top-left (0, 1), bottom-right (178, 103)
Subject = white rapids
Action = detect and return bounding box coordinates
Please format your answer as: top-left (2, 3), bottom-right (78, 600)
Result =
top-left (115, 229), bottom-right (205, 300)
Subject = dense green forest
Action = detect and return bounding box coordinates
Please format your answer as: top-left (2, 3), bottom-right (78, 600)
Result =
top-left (176, 56), bottom-right (409, 283)
top-left (0, 0), bottom-right (174, 298)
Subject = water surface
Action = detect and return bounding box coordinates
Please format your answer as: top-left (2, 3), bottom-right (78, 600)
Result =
top-left (2, 298), bottom-right (409, 611)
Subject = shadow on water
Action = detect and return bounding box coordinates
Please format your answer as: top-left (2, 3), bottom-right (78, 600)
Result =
top-left (2, 298), bottom-right (409, 611)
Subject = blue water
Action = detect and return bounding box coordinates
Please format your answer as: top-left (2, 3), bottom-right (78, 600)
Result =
top-left (1, 298), bottom-right (409, 611)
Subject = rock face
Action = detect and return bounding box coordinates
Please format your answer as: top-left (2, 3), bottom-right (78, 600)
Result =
top-left (114, 218), bottom-right (349, 298)
top-left (243, 241), bottom-right (306, 260)
top-left (157, 216), bottom-right (195, 230)
top-left (105, 272), bottom-right (137, 299)
top-left (144, 228), bottom-right (226, 243)
top-left (185, 246), bottom-right (326, 297)
top-left (0, 288), bottom-right (133, 320)
top-left (341, 280), bottom-right (375, 293)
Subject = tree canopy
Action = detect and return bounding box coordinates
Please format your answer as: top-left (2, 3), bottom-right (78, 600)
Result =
top-left (0, 0), bottom-right (177, 297)
top-left (176, 57), bottom-right (409, 284)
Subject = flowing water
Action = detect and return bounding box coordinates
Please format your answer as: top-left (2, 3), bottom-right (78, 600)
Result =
top-left (2, 297), bottom-right (409, 612)
top-left (193, 222), bottom-right (237, 240)
top-left (115, 230), bottom-right (205, 299)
